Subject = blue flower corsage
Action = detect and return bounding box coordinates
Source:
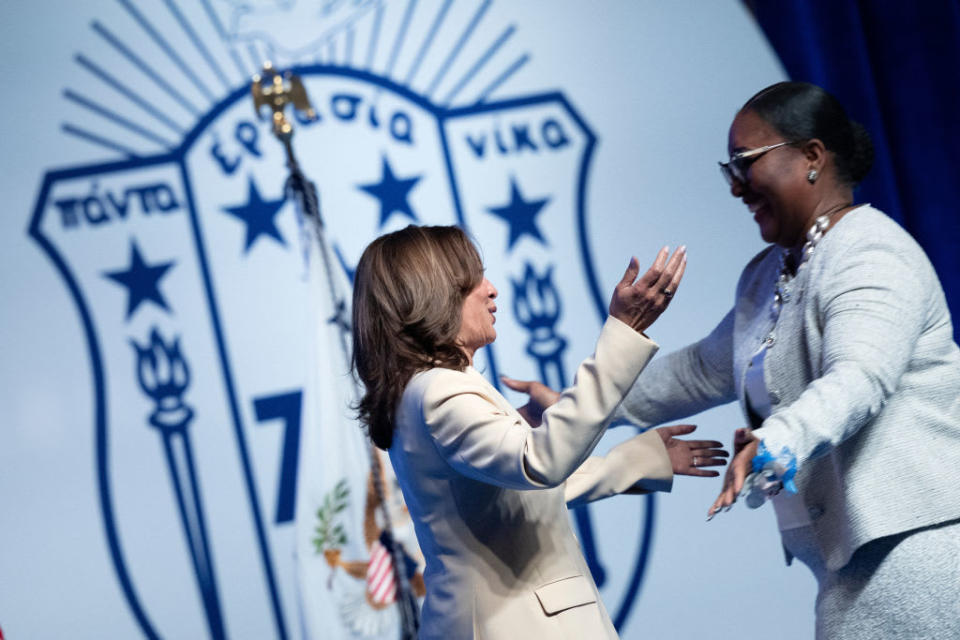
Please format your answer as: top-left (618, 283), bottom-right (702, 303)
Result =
top-left (741, 440), bottom-right (798, 509)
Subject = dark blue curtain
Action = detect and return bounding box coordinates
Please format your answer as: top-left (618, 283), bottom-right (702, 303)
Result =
top-left (748, 0), bottom-right (960, 341)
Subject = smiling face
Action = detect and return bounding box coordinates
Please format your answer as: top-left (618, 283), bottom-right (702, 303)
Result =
top-left (727, 109), bottom-right (817, 248)
top-left (456, 276), bottom-right (498, 363)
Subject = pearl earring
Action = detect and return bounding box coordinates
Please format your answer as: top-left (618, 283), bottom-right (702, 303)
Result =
top-left (807, 169), bottom-right (818, 183)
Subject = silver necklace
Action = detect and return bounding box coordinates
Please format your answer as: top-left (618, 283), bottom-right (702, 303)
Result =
top-left (770, 203), bottom-right (851, 319)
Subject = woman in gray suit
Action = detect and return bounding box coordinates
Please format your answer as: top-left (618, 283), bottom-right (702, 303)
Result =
top-left (351, 225), bottom-right (727, 639)
top-left (515, 82), bottom-right (960, 638)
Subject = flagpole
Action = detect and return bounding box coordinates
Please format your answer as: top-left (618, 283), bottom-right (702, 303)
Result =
top-left (251, 62), bottom-right (420, 640)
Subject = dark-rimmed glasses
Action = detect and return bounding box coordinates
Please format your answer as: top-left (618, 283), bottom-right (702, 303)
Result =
top-left (718, 141), bottom-right (796, 186)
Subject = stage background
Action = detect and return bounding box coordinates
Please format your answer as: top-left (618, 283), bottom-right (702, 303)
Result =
top-left (2, 1), bottom-right (951, 639)
top-left (750, 0), bottom-right (960, 342)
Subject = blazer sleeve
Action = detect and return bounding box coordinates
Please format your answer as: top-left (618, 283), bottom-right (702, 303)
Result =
top-left (564, 429), bottom-right (673, 507)
top-left (758, 230), bottom-right (936, 467)
top-left (616, 308), bottom-right (737, 429)
top-left (420, 317), bottom-right (658, 490)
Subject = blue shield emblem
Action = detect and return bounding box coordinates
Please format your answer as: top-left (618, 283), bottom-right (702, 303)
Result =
top-left (29, 4), bottom-right (657, 636)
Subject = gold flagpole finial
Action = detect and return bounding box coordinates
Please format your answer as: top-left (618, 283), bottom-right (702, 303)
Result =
top-left (251, 61), bottom-right (317, 148)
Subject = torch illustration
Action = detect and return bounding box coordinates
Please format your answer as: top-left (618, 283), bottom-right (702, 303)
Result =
top-left (512, 263), bottom-right (607, 586)
top-left (512, 263), bottom-right (569, 388)
top-left (131, 328), bottom-right (226, 640)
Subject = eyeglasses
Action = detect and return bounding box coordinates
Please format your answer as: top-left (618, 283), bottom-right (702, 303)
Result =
top-left (718, 141), bottom-right (796, 186)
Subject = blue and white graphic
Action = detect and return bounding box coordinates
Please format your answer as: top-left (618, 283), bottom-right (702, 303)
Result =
top-left (2, 2), bottom-right (819, 639)
top-left (27, 2), bottom-right (656, 637)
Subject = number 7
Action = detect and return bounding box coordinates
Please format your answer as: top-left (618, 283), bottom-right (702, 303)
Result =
top-left (253, 390), bottom-right (303, 524)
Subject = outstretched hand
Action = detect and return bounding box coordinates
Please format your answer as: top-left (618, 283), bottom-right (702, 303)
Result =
top-left (656, 424), bottom-right (728, 476)
top-left (500, 376), bottom-right (561, 427)
top-left (609, 246), bottom-right (687, 333)
top-left (708, 428), bottom-right (758, 518)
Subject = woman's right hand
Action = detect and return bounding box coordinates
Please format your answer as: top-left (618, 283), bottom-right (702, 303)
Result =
top-left (609, 246), bottom-right (687, 333)
top-left (656, 424), bottom-right (728, 476)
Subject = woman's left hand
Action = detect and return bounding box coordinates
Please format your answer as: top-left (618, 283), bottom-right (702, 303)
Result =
top-left (656, 424), bottom-right (728, 476)
top-left (500, 376), bottom-right (561, 427)
top-left (609, 247), bottom-right (687, 333)
top-left (708, 428), bottom-right (758, 518)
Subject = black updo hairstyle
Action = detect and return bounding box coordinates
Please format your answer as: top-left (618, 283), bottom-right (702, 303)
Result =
top-left (742, 82), bottom-right (874, 187)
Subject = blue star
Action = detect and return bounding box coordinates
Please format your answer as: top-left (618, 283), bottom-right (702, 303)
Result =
top-left (104, 241), bottom-right (176, 319)
top-left (222, 176), bottom-right (287, 252)
top-left (487, 177), bottom-right (550, 251)
top-left (358, 156), bottom-right (421, 227)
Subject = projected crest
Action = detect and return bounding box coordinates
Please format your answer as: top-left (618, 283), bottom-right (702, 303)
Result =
top-left (30, 1), bottom-right (656, 637)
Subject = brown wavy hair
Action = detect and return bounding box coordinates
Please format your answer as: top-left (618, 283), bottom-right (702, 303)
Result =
top-left (352, 225), bottom-right (484, 449)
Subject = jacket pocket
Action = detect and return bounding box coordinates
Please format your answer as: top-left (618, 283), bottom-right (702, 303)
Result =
top-left (534, 574), bottom-right (597, 615)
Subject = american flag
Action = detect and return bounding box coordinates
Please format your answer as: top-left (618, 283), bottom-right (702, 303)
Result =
top-left (366, 538), bottom-right (397, 605)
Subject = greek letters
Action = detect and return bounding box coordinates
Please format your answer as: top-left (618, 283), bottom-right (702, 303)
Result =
top-left (212, 94), bottom-right (415, 178)
top-left (541, 119), bottom-right (570, 150)
top-left (296, 92), bottom-right (415, 145)
top-left (210, 120), bottom-right (262, 175)
top-left (235, 122), bottom-right (262, 157)
top-left (464, 117), bottom-right (571, 159)
top-left (54, 182), bottom-right (181, 229)
top-left (331, 94), bottom-right (362, 120)
top-left (389, 111), bottom-right (413, 145)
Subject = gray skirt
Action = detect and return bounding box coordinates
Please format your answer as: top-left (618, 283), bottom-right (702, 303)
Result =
top-left (781, 519), bottom-right (960, 639)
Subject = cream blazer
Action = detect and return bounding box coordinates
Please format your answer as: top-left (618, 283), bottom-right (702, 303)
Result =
top-left (389, 317), bottom-right (672, 640)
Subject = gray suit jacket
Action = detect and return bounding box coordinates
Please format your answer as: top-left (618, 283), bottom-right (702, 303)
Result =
top-left (390, 317), bottom-right (672, 639)
top-left (618, 205), bottom-right (960, 571)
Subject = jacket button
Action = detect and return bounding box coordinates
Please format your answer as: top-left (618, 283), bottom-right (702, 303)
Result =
top-left (769, 391), bottom-right (780, 404)
top-left (807, 506), bottom-right (824, 519)
top-left (765, 334), bottom-right (776, 347)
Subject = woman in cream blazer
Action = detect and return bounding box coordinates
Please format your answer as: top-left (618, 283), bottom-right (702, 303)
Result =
top-left (351, 225), bottom-right (725, 639)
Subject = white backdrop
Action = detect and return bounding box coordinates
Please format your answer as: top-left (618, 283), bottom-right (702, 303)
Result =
top-left (0, 1), bottom-right (816, 639)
